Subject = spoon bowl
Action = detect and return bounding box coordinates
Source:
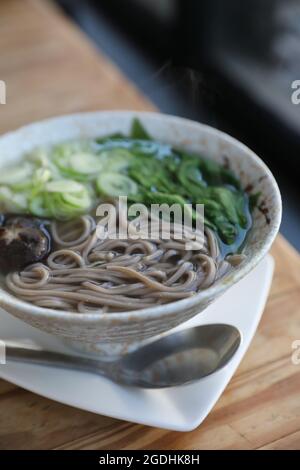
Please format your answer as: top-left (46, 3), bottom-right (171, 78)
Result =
top-left (117, 324), bottom-right (241, 387)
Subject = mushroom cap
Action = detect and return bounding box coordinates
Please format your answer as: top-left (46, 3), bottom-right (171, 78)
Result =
top-left (0, 216), bottom-right (51, 273)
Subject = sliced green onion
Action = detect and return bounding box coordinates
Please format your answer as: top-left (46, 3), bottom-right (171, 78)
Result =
top-left (0, 163), bottom-right (33, 185)
top-left (45, 180), bottom-right (86, 193)
top-left (29, 195), bottom-right (52, 218)
top-left (62, 191), bottom-right (91, 209)
top-left (52, 141), bottom-right (98, 180)
top-left (27, 147), bottom-right (50, 167)
top-left (96, 172), bottom-right (138, 197)
top-left (100, 149), bottom-right (134, 172)
top-left (0, 187), bottom-right (28, 213)
top-left (69, 153), bottom-right (103, 175)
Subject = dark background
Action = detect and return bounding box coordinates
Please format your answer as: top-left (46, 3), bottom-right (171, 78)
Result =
top-left (56, 0), bottom-right (300, 250)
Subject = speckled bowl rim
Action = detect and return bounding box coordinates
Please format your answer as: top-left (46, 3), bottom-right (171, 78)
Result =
top-left (0, 111), bottom-right (282, 323)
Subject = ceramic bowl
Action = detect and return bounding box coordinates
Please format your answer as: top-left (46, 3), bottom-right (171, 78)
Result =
top-left (0, 111), bottom-right (281, 358)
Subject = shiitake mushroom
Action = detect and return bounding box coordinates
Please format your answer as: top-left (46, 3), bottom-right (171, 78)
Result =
top-left (0, 215), bottom-right (51, 273)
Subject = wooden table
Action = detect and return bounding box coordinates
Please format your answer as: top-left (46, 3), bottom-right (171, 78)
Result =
top-left (0, 0), bottom-right (300, 451)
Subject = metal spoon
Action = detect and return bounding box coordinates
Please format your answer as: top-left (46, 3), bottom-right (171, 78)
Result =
top-left (3, 324), bottom-right (241, 388)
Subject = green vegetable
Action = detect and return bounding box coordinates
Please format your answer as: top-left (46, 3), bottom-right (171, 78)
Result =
top-left (43, 186), bottom-right (91, 220)
top-left (197, 157), bottom-right (241, 189)
top-left (130, 118), bottom-right (151, 140)
top-left (142, 191), bottom-right (188, 207)
top-left (96, 173), bottom-right (138, 197)
top-left (29, 179), bottom-right (93, 219)
top-left (0, 163), bottom-right (33, 186)
top-left (197, 198), bottom-right (237, 245)
top-left (51, 141), bottom-right (101, 181)
top-left (177, 158), bottom-right (205, 197)
top-left (206, 187), bottom-right (246, 227)
top-left (169, 154), bottom-right (249, 243)
top-left (100, 149), bottom-right (134, 172)
top-left (29, 168), bottom-right (52, 198)
top-left (186, 187), bottom-right (249, 244)
top-left (0, 187), bottom-right (28, 213)
top-left (68, 153), bottom-right (103, 175)
top-left (33, 168), bottom-right (51, 185)
top-left (29, 195), bottom-right (52, 218)
top-left (96, 132), bottom-right (125, 144)
top-left (53, 151), bottom-right (103, 180)
top-left (45, 180), bottom-right (86, 193)
top-left (129, 157), bottom-right (177, 194)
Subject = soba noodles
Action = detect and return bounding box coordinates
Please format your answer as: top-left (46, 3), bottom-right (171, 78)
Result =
top-left (6, 214), bottom-right (245, 312)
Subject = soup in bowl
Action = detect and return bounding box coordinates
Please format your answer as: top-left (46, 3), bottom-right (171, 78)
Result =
top-left (0, 111), bottom-right (281, 358)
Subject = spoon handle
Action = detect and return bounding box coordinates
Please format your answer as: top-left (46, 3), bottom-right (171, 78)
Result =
top-left (5, 344), bottom-right (113, 377)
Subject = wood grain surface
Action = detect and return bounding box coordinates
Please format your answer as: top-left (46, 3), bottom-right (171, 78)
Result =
top-left (0, 0), bottom-right (299, 450)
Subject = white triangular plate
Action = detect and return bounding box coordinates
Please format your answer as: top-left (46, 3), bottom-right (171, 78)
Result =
top-left (0, 255), bottom-right (274, 431)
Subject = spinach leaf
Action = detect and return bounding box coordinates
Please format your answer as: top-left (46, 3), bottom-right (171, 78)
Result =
top-left (209, 188), bottom-right (239, 226)
top-left (198, 157), bottom-right (241, 189)
top-left (142, 191), bottom-right (188, 207)
top-left (177, 158), bottom-right (206, 197)
top-left (95, 133), bottom-right (125, 144)
top-left (130, 118), bottom-right (151, 140)
top-left (129, 158), bottom-right (177, 194)
top-left (190, 196), bottom-right (235, 245)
